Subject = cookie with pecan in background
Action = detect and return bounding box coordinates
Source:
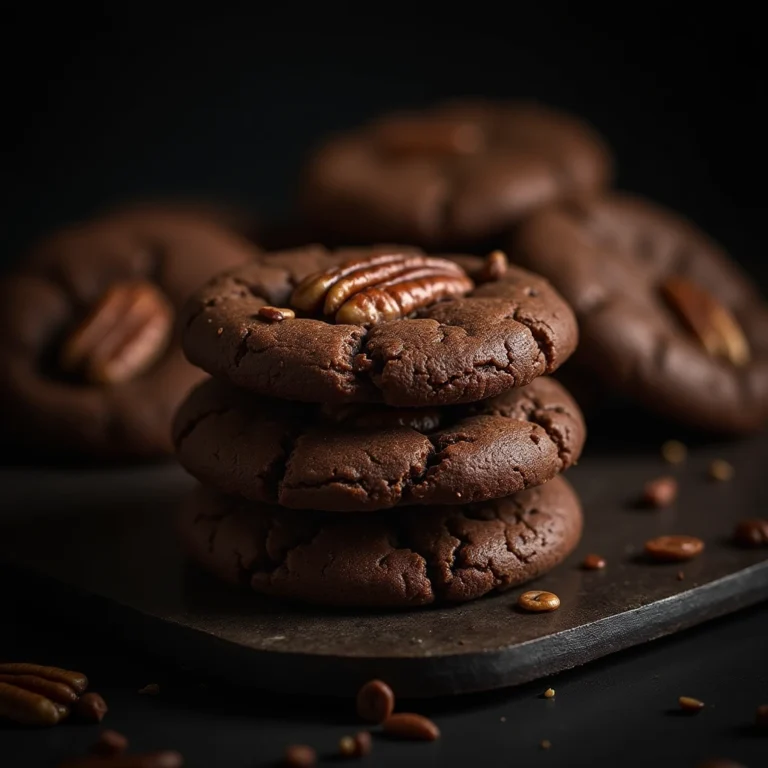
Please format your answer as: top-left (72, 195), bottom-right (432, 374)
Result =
top-left (301, 101), bottom-right (612, 249)
top-left (177, 474), bottom-right (583, 608)
top-left (510, 193), bottom-right (768, 433)
top-left (181, 246), bottom-right (578, 407)
top-left (0, 206), bottom-right (258, 461)
top-left (173, 375), bottom-right (585, 511)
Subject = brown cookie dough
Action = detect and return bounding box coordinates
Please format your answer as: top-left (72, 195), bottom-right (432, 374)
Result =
top-left (173, 375), bottom-right (585, 511)
top-left (0, 207), bottom-right (259, 461)
top-left (177, 475), bottom-right (583, 608)
top-left (181, 246), bottom-right (578, 407)
top-left (510, 193), bottom-right (768, 433)
top-left (301, 100), bottom-right (612, 249)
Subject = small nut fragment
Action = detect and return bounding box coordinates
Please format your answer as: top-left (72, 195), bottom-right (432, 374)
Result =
top-left (708, 459), bottom-right (734, 482)
top-left (283, 744), bottom-right (316, 767)
top-left (257, 306), bottom-right (295, 322)
top-left (0, 674), bottom-right (78, 704)
top-left (661, 276), bottom-right (750, 366)
top-left (517, 590), bottom-right (560, 612)
top-left (733, 519), bottom-right (768, 547)
top-left (645, 535), bottom-right (704, 562)
top-left (679, 696), bottom-right (705, 713)
top-left (373, 115), bottom-right (485, 156)
top-left (290, 252), bottom-right (472, 326)
top-left (477, 250), bottom-right (509, 283)
top-left (540, 739), bottom-right (552, 750)
top-left (338, 732), bottom-right (371, 759)
top-left (756, 704), bottom-right (768, 729)
top-left (382, 712), bottom-right (440, 741)
top-left (90, 729), bottom-right (129, 756)
top-left (0, 663), bottom-right (87, 694)
top-left (581, 554), bottom-right (606, 570)
top-left (677, 571), bottom-right (685, 581)
top-left (543, 688), bottom-right (556, 699)
top-left (138, 683), bottom-right (160, 696)
top-left (60, 281), bottom-right (174, 384)
top-left (661, 440), bottom-right (687, 465)
top-left (642, 476), bottom-right (678, 508)
top-left (76, 692), bottom-right (108, 723)
top-left (356, 679), bottom-right (395, 724)
top-left (0, 681), bottom-right (67, 726)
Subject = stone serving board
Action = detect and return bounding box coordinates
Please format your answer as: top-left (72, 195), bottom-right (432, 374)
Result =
top-left (1, 427), bottom-right (767, 698)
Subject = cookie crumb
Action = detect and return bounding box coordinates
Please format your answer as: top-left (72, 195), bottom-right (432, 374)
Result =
top-left (500, 716), bottom-right (506, 722)
top-left (661, 440), bottom-right (687, 465)
top-left (540, 739), bottom-right (552, 750)
top-left (677, 571), bottom-right (685, 581)
top-left (582, 554), bottom-right (606, 570)
top-left (642, 476), bottom-right (678, 508)
top-left (217, 327), bottom-right (224, 335)
top-left (284, 744), bottom-right (316, 767)
top-left (679, 696), bottom-right (705, 712)
top-left (543, 688), bottom-right (555, 699)
top-left (708, 459), bottom-right (734, 482)
top-left (338, 736), bottom-right (356, 757)
top-left (138, 683), bottom-right (160, 696)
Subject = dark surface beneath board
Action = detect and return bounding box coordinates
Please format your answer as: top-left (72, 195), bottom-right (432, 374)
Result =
top-left (2, 429), bottom-right (767, 701)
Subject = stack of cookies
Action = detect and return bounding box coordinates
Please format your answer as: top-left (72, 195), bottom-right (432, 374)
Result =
top-left (174, 245), bottom-right (587, 608)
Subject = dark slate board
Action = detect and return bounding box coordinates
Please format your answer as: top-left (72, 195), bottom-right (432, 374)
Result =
top-left (1, 430), bottom-right (767, 698)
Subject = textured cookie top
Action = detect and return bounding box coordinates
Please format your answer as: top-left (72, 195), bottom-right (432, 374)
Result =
top-left (511, 194), bottom-right (768, 433)
top-left (301, 100), bottom-right (612, 248)
top-left (173, 375), bottom-right (586, 512)
top-left (181, 246), bottom-right (578, 407)
top-left (0, 207), bottom-right (258, 459)
top-left (178, 475), bottom-right (583, 608)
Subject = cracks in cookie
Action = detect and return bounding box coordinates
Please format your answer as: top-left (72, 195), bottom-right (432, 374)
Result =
top-left (268, 430), bottom-right (301, 503)
top-left (174, 405), bottom-right (232, 447)
top-left (233, 328), bottom-right (253, 367)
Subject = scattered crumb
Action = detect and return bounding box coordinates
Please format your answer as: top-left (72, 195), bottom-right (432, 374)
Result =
top-left (500, 716), bottom-right (506, 722)
top-left (217, 327), bottom-right (224, 336)
top-left (138, 683), bottom-right (160, 696)
top-left (543, 688), bottom-right (555, 699)
top-left (642, 476), bottom-right (678, 508)
top-left (582, 554), bottom-right (606, 570)
top-left (338, 736), bottom-right (356, 758)
top-left (457, 639), bottom-right (465, 646)
top-left (677, 571), bottom-right (685, 581)
top-left (708, 459), bottom-right (734, 482)
top-left (540, 739), bottom-right (552, 750)
top-left (661, 440), bottom-right (687, 465)
top-left (679, 696), bottom-right (705, 713)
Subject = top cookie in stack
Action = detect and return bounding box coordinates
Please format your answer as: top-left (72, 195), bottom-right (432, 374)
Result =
top-left (175, 246), bottom-right (586, 607)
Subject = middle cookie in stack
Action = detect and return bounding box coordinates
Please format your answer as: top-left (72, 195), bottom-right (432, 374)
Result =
top-left (174, 246), bottom-right (586, 608)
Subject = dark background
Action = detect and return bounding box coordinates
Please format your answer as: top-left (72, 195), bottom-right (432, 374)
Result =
top-left (2, 6), bottom-right (767, 767)
top-left (1, 5), bottom-right (767, 286)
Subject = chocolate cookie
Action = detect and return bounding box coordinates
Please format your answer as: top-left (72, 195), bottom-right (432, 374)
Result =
top-left (301, 101), bottom-right (612, 249)
top-left (511, 194), bottom-right (768, 433)
top-left (177, 475), bottom-right (583, 608)
top-left (173, 375), bottom-right (585, 511)
top-left (0, 207), bottom-right (258, 460)
top-left (181, 246), bottom-right (578, 407)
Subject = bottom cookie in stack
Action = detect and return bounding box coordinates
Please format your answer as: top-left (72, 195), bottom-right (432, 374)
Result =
top-left (177, 476), bottom-right (582, 609)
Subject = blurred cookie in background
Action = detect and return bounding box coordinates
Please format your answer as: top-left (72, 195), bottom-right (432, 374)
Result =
top-left (301, 100), bottom-right (612, 251)
top-left (0, 205), bottom-right (259, 463)
top-left (510, 193), bottom-right (768, 434)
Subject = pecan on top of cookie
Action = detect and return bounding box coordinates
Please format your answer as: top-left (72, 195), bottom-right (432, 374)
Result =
top-left (290, 252), bottom-right (473, 326)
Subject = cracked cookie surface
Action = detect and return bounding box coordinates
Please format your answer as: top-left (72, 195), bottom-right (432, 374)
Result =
top-left (300, 100), bottom-right (612, 249)
top-left (177, 475), bottom-right (583, 607)
top-left (511, 193), bottom-right (768, 433)
top-left (174, 376), bottom-right (585, 511)
top-left (181, 246), bottom-right (578, 407)
top-left (0, 207), bottom-right (258, 460)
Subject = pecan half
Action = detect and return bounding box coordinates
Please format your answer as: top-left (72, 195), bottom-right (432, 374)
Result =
top-left (290, 253), bottom-right (473, 327)
top-left (0, 681), bottom-right (69, 726)
top-left (661, 276), bottom-right (750, 366)
top-left (0, 663), bottom-right (87, 694)
top-left (60, 280), bottom-right (174, 384)
top-left (373, 115), bottom-right (486, 156)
